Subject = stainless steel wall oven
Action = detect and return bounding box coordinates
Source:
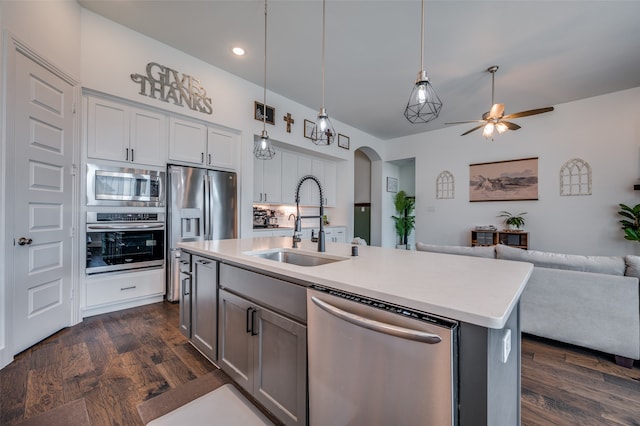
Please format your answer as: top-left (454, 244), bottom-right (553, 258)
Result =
top-left (86, 212), bottom-right (165, 274)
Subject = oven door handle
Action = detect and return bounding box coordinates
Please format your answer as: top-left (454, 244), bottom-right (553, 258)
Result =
top-left (87, 224), bottom-right (165, 230)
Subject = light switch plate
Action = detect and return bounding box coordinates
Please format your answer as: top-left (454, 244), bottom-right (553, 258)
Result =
top-left (501, 328), bottom-right (511, 363)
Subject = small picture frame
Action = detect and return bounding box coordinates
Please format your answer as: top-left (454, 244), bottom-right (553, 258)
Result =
top-left (338, 134), bottom-right (350, 150)
top-left (254, 101), bottom-right (275, 125)
top-left (304, 119), bottom-right (315, 139)
top-left (386, 177), bottom-right (398, 193)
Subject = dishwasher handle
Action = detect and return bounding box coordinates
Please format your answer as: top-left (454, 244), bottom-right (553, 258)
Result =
top-left (310, 296), bottom-right (442, 344)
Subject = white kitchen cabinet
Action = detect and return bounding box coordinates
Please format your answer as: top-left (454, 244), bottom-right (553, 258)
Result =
top-left (168, 118), bottom-right (238, 170)
top-left (168, 117), bottom-right (208, 165)
top-left (206, 127), bottom-right (237, 170)
top-left (323, 161), bottom-right (337, 207)
top-left (87, 96), bottom-right (166, 167)
top-left (84, 268), bottom-right (165, 317)
top-left (325, 226), bottom-right (346, 243)
top-left (281, 151), bottom-right (299, 205)
top-left (253, 152), bottom-right (282, 203)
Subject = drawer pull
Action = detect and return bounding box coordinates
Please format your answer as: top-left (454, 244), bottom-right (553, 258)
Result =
top-left (120, 286), bottom-right (137, 291)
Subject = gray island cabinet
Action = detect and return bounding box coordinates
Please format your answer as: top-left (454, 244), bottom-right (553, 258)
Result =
top-left (178, 237), bottom-right (533, 426)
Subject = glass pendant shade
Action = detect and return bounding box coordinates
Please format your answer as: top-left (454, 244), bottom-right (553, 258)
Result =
top-left (482, 123), bottom-right (495, 139)
top-left (254, 0), bottom-right (275, 160)
top-left (254, 130), bottom-right (276, 159)
top-left (404, 71), bottom-right (443, 124)
top-left (311, 107), bottom-right (336, 145)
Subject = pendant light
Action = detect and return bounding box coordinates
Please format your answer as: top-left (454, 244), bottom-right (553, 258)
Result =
top-left (254, 0), bottom-right (276, 160)
top-left (404, 0), bottom-right (442, 124)
top-left (310, 0), bottom-right (336, 145)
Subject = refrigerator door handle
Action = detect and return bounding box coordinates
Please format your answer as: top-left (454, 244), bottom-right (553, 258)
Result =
top-left (204, 174), bottom-right (211, 239)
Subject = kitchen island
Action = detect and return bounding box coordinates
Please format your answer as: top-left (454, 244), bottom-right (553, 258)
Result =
top-left (178, 237), bottom-right (533, 426)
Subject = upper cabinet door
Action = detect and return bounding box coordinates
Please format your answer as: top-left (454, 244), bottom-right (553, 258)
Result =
top-left (87, 96), bottom-right (129, 162)
top-left (168, 117), bottom-right (207, 165)
top-left (86, 96), bottom-right (166, 167)
top-left (130, 108), bottom-right (166, 167)
top-left (281, 151), bottom-right (299, 205)
top-left (206, 127), bottom-right (237, 170)
top-left (324, 161), bottom-right (337, 207)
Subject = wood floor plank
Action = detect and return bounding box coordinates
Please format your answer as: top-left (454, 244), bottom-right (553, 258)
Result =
top-left (24, 363), bottom-right (64, 419)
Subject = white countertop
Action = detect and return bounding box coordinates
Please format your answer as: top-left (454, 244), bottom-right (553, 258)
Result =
top-left (178, 237), bottom-right (533, 329)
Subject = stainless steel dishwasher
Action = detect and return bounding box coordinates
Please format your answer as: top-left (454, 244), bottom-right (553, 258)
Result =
top-left (307, 286), bottom-right (458, 425)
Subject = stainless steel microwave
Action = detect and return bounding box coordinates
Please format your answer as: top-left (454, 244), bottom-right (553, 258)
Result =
top-left (86, 163), bottom-right (165, 207)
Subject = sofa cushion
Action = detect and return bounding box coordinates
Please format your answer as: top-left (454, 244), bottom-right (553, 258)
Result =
top-left (415, 242), bottom-right (496, 258)
top-left (624, 255), bottom-right (640, 279)
top-left (496, 244), bottom-right (625, 275)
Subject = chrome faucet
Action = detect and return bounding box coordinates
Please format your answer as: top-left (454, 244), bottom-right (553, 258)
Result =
top-left (289, 213), bottom-right (301, 248)
top-left (294, 175), bottom-right (325, 252)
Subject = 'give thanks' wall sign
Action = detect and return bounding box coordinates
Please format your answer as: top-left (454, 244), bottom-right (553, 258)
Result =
top-left (131, 62), bottom-right (213, 115)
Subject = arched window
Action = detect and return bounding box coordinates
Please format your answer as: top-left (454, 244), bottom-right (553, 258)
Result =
top-left (560, 158), bottom-right (591, 196)
top-left (436, 171), bottom-right (455, 199)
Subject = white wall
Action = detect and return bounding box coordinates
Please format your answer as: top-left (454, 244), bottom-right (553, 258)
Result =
top-left (387, 87), bottom-right (640, 256)
top-left (79, 9), bottom-right (386, 240)
top-left (0, 0), bottom-right (82, 368)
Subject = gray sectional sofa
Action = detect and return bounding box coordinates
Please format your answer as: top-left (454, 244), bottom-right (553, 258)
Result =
top-left (416, 242), bottom-right (640, 367)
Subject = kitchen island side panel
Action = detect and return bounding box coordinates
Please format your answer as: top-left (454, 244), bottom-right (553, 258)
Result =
top-left (458, 303), bottom-right (521, 426)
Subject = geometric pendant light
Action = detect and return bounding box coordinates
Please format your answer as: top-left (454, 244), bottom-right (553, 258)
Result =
top-left (254, 0), bottom-right (276, 160)
top-left (404, 0), bottom-right (442, 124)
top-left (310, 0), bottom-right (336, 145)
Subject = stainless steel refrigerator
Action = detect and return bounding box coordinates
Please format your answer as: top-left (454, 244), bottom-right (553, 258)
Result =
top-left (166, 164), bottom-right (237, 302)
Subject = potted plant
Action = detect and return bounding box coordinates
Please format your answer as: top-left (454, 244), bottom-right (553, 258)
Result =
top-left (498, 211), bottom-right (527, 230)
top-left (618, 203), bottom-right (640, 241)
top-left (392, 190), bottom-right (415, 249)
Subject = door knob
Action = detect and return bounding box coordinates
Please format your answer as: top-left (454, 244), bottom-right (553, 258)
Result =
top-left (17, 237), bottom-right (33, 246)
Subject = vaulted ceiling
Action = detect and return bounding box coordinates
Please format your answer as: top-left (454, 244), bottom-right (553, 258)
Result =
top-left (78, 0), bottom-right (640, 140)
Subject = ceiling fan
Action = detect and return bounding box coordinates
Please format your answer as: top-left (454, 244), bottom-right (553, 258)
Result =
top-left (445, 65), bottom-right (554, 139)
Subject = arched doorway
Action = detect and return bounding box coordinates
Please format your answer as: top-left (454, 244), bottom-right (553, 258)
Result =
top-left (354, 147), bottom-right (382, 246)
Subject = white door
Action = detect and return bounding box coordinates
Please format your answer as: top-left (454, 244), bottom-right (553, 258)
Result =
top-left (11, 50), bottom-right (75, 353)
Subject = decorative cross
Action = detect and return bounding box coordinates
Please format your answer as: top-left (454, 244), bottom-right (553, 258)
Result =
top-left (283, 113), bottom-right (295, 133)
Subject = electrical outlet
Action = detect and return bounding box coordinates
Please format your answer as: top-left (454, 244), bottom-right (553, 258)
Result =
top-left (501, 328), bottom-right (511, 363)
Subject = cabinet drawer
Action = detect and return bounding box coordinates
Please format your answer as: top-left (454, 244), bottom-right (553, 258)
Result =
top-left (219, 264), bottom-right (306, 323)
top-left (86, 269), bottom-right (165, 307)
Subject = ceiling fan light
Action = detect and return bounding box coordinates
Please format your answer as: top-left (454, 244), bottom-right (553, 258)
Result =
top-left (482, 123), bottom-right (495, 139)
top-left (254, 130), bottom-right (276, 160)
top-left (311, 107), bottom-right (336, 145)
top-left (496, 122), bottom-right (508, 134)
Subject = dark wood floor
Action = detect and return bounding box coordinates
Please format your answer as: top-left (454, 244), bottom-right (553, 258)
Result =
top-left (1, 301), bottom-right (639, 425)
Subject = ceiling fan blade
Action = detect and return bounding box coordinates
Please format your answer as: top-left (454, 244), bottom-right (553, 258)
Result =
top-left (501, 121), bottom-right (521, 130)
top-left (502, 106), bottom-right (554, 120)
top-left (488, 103), bottom-right (505, 119)
top-left (445, 120), bottom-right (485, 125)
top-left (461, 124), bottom-right (485, 136)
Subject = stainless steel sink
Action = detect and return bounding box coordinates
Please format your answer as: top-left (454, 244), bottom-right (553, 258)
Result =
top-left (246, 249), bottom-right (347, 267)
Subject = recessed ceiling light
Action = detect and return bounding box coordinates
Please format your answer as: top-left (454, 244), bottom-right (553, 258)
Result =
top-left (232, 47), bottom-right (245, 56)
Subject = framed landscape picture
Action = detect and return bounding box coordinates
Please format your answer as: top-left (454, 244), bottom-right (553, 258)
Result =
top-left (469, 157), bottom-right (538, 202)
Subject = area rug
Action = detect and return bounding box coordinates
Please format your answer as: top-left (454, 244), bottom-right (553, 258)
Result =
top-left (17, 398), bottom-right (90, 426)
top-left (137, 369), bottom-right (231, 424)
top-left (146, 384), bottom-right (274, 426)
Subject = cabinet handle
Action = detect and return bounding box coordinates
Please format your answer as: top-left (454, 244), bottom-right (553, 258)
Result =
top-left (251, 308), bottom-right (259, 336)
top-left (131, 149), bottom-right (134, 162)
top-left (208, 153), bottom-right (212, 165)
top-left (125, 148), bottom-right (129, 161)
top-left (196, 259), bottom-right (211, 265)
top-left (120, 286), bottom-right (136, 291)
top-left (201, 152), bottom-right (205, 163)
top-left (264, 193), bottom-right (267, 202)
top-left (246, 307), bottom-right (253, 333)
